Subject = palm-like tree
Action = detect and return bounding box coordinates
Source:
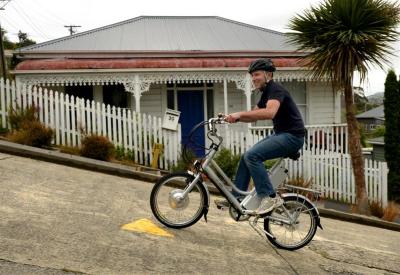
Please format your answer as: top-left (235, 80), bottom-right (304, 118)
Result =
top-left (288, 0), bottom-right (400, 214)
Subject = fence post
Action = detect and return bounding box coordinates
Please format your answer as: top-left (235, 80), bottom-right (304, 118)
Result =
top-left (0, 78), bottom-right (5, 128)
top-left (382, 162), bottom-right (388, 207)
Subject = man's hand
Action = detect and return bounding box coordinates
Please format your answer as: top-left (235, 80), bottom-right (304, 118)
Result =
top-left (225, 112), bottom-right (241, 123)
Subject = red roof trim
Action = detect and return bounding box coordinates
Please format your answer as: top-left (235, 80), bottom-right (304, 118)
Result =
top-left (16, 58), bottom-right (302, 71)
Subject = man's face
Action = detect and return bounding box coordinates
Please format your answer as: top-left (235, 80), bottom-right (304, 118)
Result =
top-left (251, 70), bottom-right (268, 89)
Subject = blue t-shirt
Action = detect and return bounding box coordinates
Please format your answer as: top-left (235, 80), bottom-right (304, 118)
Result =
top-left (257, 80), bottom-right (305, 137)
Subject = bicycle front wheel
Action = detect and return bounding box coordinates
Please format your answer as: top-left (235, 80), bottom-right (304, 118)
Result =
top-left (264, 196), bottom-right (318, 250)
top-left (150, 173), bottom-right (208, 229)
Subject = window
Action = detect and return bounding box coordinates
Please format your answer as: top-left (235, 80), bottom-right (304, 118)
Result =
top-left (206, 89), bottom-right (214, 119)
top-left (167, 89), bottom-right (175, 109)
top-left (65, 85), bottom-right (93, 101)
top-left (279, 80), bottom-right (307, 121)
top-left (103, 84), bottom-right (128, 108)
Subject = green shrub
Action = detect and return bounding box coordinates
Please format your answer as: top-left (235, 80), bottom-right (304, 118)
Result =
top-left (359, 123), bottom-right (368, 147)
top-left (115, 146), bottom-right (125, 160)
top-left (8, 120), bottom-right (53, 148)
top-left (8, 105), bottom-right (38, 131)
top-left (114, 146), bottom-right (136, 162)
top-left (214, 148), bottom-right (241, 179)
top-left (369, 125), bottom-right (385, 138)
top-left (80, 134), bottom-right (115, 161)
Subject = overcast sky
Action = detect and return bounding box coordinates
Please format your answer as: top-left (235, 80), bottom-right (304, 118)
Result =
top-left (2, 0), bottom-right (399, 96)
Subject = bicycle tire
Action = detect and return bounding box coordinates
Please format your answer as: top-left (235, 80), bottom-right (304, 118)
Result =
top-left (150, 172), bottom-right (208, 229)
top-left (264, 195), bottom-right (318, 250)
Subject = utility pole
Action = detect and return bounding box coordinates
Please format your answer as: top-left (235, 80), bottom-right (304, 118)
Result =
top-left (64, 25), bottom-right (81, 36)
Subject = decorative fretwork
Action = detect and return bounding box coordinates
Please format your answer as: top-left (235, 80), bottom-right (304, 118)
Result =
top-left (16, 70), bottom-right (324, 95)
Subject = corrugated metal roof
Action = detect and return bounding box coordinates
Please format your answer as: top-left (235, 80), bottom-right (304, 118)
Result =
top-left (368, 136), bottom-right (384, 145)
top-left (18, 16), bottom-right (296, 52)
top-left (356, 105), bottom-right (384, 120)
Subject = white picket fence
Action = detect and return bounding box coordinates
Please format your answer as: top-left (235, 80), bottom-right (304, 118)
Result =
top-left (226, 125), bottom-right (388, 207)
top-left (0, 79), bottom-right (181, 169)
top-left (286, 149), bottom-right (388, 206)
top-left (226, 123), bottom-right (349, 155)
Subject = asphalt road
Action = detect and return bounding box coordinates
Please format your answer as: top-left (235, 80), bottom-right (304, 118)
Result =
top-left (0, 152), bottom-right (399, 275)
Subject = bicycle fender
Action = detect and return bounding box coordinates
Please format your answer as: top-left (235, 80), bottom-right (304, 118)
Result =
top-left (281, 193), bottom-right (323, 230)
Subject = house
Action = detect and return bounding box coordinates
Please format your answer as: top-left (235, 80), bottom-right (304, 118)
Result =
top-left (356, 105), bottom-right (385, 132)
top-left (368, 137), bottom-right (385, 161)
top-left (13, 16), bottom-right (342, 153)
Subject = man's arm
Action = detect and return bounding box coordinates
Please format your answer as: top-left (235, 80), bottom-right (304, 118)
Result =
top-left (226, 100), bottom-right (280, 123)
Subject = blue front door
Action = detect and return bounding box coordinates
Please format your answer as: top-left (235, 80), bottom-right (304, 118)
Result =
top-left (178, 91), bottom-right (205, 156)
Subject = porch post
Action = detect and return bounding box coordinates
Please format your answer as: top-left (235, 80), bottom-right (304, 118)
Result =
top-left (245, 74), bottom-right (252, 111)
top-left (223, 78), bottom-right (229, 147)
top-left (223, 78), bottom-right (228, 115)
top-left (245, 75), bottom-right (252, 149)
top-left (134, 75), bottom-right (141, 113)
top-left (93, 85), bottom-right (103, 103)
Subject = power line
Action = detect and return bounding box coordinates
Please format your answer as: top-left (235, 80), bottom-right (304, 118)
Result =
top-left (11, 1), bottom-right (50, 40)
top-left (0, 0), bottom-right (11, 10)
top-left (28, 0), bottom-right (70, 26)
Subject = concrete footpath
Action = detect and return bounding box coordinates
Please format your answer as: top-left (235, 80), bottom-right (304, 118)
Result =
top-left (0, 139), bottom-right (399, 232)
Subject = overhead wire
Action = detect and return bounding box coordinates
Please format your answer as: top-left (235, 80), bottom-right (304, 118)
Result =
top-left (0, 0), bottom-right (11, 10)
top-left (28, 0), bottom-right (70, 26)
top-left (10, 1), bottom-right (51, 40)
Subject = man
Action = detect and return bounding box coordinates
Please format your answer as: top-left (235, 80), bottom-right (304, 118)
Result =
top-left (217, 58), bottom-right (305, 215)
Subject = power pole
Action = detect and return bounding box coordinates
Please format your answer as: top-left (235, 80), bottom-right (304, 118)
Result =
top-left (64, 25), bottom-right (81, 36)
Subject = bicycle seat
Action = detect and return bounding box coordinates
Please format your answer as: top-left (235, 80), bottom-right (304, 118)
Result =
top-left (285, 151), bottom-right (300, 161)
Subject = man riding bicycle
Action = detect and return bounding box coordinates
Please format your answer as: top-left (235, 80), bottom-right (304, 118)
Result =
top-left (216, 58), bottom-right (305, 215)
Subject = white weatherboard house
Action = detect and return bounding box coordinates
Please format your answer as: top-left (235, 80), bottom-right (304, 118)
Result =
top-left (10, 16), bottom-right (389, 206)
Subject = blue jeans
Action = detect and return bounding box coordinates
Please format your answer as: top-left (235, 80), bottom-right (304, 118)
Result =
top-left (233, 132), bottom-right (304, 198)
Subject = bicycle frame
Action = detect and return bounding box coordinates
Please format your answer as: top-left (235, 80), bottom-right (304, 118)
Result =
top-left (181, 117), bottom-right (290, 216)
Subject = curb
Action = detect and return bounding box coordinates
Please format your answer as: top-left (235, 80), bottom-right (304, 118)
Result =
top-left (318, 208), bottom-right (400, 232)
top-left (0, 139), bottom-right (399, 232)
top-left (0, 140), bottom-right (162, 183)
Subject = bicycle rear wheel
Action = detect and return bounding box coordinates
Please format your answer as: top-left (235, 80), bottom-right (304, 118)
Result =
top-left (264, 196), bottom-right (318, 250)
top-left (150, 173), bottom-right (208, 229)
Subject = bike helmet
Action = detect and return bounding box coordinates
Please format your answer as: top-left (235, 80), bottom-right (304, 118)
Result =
top-left (248, 58), bottom-right (276, 74)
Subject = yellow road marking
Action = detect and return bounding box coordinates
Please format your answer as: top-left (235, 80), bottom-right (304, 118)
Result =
top-left (121, 218), bottom-right (174, 238)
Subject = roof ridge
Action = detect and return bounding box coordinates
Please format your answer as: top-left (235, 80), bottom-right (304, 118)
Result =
top-left (17, 15), bottom-right (286, 52)
top-left (214, 16), bottom-right (285, 36)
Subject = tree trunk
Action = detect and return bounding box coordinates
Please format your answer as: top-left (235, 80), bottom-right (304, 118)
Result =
top-left (344, 82), bottom-right (370, 215)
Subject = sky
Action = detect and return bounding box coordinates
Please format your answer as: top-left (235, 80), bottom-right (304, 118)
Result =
top-left (1, 0), bottom-right (399, 96)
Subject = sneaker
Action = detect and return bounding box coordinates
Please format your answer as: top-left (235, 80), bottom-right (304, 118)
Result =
top-left (214, 199), bottom-right (230, 209)
top-left (256, 196), bottom-right (284, 215)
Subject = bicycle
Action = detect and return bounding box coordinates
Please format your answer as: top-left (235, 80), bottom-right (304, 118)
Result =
top-left (150, 115), bottom-right (323, 250)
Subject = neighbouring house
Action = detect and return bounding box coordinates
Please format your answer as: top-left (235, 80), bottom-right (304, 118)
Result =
top-left (368, 137), bottom-right (385, 161)
top-left (356, 105), bottom-right (385, 132)
top-left (13, 16), bottom-right (342, 154)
